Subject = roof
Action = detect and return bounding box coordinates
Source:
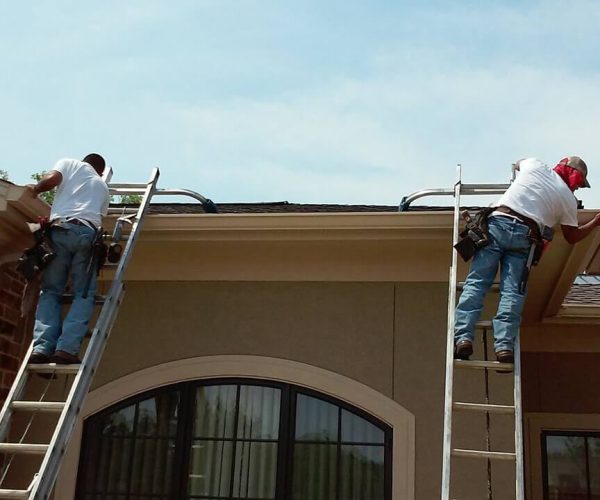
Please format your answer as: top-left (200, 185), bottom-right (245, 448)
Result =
top-left (127, 202), bottom-right (469, 215)
top-left (144, 202), bottom-right (400, 214)
top-left (564, 284), bottom-right (600, 305)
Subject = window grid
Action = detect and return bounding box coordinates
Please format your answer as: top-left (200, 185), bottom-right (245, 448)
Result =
top-left (76, 379), bottom-right (392, 500)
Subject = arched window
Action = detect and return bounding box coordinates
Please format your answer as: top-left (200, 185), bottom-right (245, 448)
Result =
top-left (76, 380), bottom-right (392, 499)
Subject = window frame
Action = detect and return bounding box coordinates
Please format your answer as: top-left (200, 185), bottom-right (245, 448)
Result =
top-left (76, 378), bottom-right (393, 500)
top-left (541, 429), bottom-right (600, 500)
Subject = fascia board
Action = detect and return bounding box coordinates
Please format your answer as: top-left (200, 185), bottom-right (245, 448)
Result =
top-left (543, 305), bottom-right (600, 324)
top-left (104, 211), bottom-right (454, 243)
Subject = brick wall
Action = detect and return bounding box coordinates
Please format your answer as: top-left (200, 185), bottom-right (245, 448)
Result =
top-left (0, 263), bottom-right (34, 404)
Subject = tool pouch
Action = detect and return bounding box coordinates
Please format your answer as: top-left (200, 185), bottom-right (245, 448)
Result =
top-left (453, 207), bottom-right (494, 262)
top-left (531, 225), bottom-right (553, 266)
top-left (16, 221), bottom-right (55, 281)
top-left (91, 230), bottom-right (109, 275)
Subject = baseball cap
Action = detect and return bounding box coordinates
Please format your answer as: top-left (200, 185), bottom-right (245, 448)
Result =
top-left (559, 156), bottom-right (590, 188)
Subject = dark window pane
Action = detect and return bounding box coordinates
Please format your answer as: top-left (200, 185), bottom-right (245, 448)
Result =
top-left (136, 398), bottom-right (157, 436)
top-left (340, 445), bottom-right (385, 500)
top-left (188, 440), bottom-right (233, 497)
top-left (237, 385), bottom-right (281, 440)
top-left (295, 394), bottom-right (338, 442)
top-left (341, 409), bottom-right (385, 444)
top-left (590, 437), bottom-right (600, 498)
top-left (232, 442), bottom-right (278, 498)
top-left (545, 435), bottom-right (588, 499)
top-left (292, 443), bottom-right (337, 500)
top-left (101, 404), bottom-right (135, 437)
top-left (129, 438), bottom-right (175, 495)
top-left (193, 385), bottom-right (237, 438)
top-left (104, 437), bottom-right (134, 493)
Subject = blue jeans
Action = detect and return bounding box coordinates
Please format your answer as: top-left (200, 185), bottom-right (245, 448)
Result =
top-left (454, 216), bottom-right (532, 352)
top-left (33, 223), bottom-right (97, 356)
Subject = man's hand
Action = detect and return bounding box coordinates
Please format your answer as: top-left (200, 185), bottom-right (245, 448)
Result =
top-left (26, 184), bottom-right (38, 197)
top-left (562, 213), bottom-right (600, 244)
top-left (30, 170), bottom-right (62, 196)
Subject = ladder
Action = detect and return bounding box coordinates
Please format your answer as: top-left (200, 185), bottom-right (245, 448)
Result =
top-left (440, 167), bottom-right (524, 499)
top-left (0, 168), bottom-right (217, 499)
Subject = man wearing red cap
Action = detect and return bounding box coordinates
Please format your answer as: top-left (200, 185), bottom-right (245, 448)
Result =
top-left (454, 156), bottom-right (600, 364)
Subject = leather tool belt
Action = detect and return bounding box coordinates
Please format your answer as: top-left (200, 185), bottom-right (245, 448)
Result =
top-left (495, 206), bottom-right (543, 243)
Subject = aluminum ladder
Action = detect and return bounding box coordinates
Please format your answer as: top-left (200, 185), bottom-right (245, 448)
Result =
top-left (0, 168), bottom-right (217, 499)
top-left (440, 167), bottom-right (524, 499)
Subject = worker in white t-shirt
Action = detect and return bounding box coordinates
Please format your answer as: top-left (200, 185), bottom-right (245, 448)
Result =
top-left (26, 154), bottom-right (110, 365)
top-left (454, 157), bottom-right (600, 365)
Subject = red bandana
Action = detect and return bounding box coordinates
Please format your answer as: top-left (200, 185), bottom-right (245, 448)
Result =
top-left (554, 159), bottom-right (585, 191)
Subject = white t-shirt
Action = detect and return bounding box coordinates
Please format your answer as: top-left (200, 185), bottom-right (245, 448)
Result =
top-left (50, 159), bottom-right (109, 227)
top-left (495, 158), bottom-right (579, 229)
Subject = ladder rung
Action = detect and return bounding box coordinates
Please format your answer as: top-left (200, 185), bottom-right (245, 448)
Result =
top-left (454, 359), bottom-right (514, 371)
top-left (453, 402), bottom-right (515, 414)
top-left (0, 489), bottom-right (29, 499)
top-left (452, 448), bottom-right (516, 461)
top-left (108, 182), bottom-right (148, 189)
top-left (0, 443), bottom-right (48, 454)
top-left (27, 364), bottom-right (80, 374)
top-left (475, 320), bottom-right (492, 329)
top-left (457, 282), bottom-right (500, 292)
top-left (62, 294), bottom-right (106, 305)
top-left (12, 401), bottom-right (65, 412)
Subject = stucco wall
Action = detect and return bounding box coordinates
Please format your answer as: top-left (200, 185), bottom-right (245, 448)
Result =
top-left (85, 280), bottom-right (516, 499)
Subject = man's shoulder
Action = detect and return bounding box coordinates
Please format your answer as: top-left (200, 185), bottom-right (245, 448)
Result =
top-left (52, 158), bottom-right (83, 174)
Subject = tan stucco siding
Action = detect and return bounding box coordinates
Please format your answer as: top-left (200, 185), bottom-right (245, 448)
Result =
top-left (93, 281), bottom-right (396, 395)
top-left (523, 352), bottom-right (600, 413)
top-left (87, 280), bottom-right (515, 499)
top-left (23, 282), bottom-right (580, 498)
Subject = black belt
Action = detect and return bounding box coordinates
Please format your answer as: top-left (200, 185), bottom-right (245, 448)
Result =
top-left (495, 206), bottom-right (541, 241)
top-left (66, 219), bottom-right (97, 231)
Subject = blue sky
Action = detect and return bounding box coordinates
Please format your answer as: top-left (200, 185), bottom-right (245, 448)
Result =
top-left (2, 1), bottom-right (600, 207)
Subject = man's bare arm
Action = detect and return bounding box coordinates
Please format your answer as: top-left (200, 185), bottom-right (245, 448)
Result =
top-left (27, 170), bottom-right (62, 196)
top-left (561, 213), bottom-right (600, 244)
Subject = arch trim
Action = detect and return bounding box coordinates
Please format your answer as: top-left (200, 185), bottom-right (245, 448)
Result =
top-left (57, 355), bottom-right (414, 499)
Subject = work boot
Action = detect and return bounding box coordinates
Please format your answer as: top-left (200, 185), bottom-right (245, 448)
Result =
top-left (50, 350), bottom-right (81, 365)
top-left (454, 340), bottom-right (473, 360)
top-left (29, 351), bottom-right (57, 379)
top-left (495, 350), bottom-right (514, 373)
top-left (28, 352), bottom-right (50, 364)
top-left (495, 350), bottom-right (514, 364)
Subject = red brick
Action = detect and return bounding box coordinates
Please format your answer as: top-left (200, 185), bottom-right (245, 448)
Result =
top-left (0, 387), bottom-right (8, 405)
top-left (3, 307), bottom-right (19, 326)
top-left (12, 326), bottom-right (23, 344)
top-left (0, 320), bottom-right (14, 336)
top-left (0, 354), bottom-right (18, 372)
top-left (8, 340), bottom-right (21, 357)
top-left (10, 278), bottom-right (24, 295)
top-left (3, 266), bottom-right (21, 279)
top-left (3, 371), bottom-right (15, 388)
top-left (0, 291), bottom-right (19, 310)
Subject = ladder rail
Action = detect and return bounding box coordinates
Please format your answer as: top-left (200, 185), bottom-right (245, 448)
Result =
top-left (441, 165), bottom-right (463, 499)
top-left (514, 339), bottom-right (524, 500)
top-left (0, 343), bottom-right (34, 443)
top-left (440, 166), bottom-right (524, 500)
top-left (28, 168), bottom-right (160, 499)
